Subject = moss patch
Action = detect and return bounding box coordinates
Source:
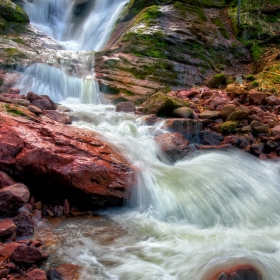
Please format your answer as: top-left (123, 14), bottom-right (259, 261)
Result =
top-left (220, 121), bottom-right (239, 135)
top-left (4, 104), bottom-right (27, 117)
top-left (0, 0), bottom-right (29, 23)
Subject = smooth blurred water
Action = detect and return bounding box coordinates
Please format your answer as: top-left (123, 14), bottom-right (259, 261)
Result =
top-left (19, 0), bottom-right (129, 102)
top-left (35, 103), bottom-right (280, 280)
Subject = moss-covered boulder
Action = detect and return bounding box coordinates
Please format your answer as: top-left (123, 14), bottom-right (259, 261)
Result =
top-left (227, 107), bottom-right (250, 121)
top-left (0, 0), bottom-right (29, 23)
top-left (219, 121), bottom-right (239, 135)
top-left (141, 92), bottom-right (188, 117)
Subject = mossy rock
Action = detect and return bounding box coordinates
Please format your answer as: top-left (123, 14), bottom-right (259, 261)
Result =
top-left (227, 107), bottom-right (250, 121)
top-left (0, 16), bottom-right (7, 33)
top-left (142, 92), bottom-right (188, 117)
top-left (219, 121), bottom-right (239, 135)
top-left (0, 0), bottom-right (29, 23)
top-left (209, 73), bottom-right (227, 88)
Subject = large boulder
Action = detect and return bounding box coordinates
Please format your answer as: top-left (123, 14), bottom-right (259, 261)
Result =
top-left (0, 184), bottom-right (30, 217)
top-left (0, 0), bottom-right (29, 23)
top-left (13, 212), bottom-right (34, 236)
top-left (0, 110), bottom-right (135, 208)
top-left (154, 132), bottom-right (190, 163)
top-left (141, 92), bottom-right (187, 117)
top-left (0, 171), bottom-right (16, 188)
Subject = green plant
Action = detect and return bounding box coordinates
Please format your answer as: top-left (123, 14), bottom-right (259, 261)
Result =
top-left (252, 81), bottom-right (259, 87)
top-left (246, 74), bottom-right (255, 81)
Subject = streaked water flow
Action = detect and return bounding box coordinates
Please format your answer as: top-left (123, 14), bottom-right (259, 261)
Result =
top-left (34, 104), bottom-right (280, 279)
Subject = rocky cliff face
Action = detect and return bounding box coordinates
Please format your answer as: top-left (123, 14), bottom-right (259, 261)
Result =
top-left (94, 0), bottom-right (280, 104)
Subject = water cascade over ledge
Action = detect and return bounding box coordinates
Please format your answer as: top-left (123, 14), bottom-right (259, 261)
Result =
top-left (13, 1), bottom-right (280, 279)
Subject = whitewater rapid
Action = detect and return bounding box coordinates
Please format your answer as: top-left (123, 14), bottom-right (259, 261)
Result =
top-left (36, 104), bottom-right (280, 280)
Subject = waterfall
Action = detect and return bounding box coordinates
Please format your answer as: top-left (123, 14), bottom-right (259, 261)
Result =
top-left (19, 0), bottom-right (129, 103)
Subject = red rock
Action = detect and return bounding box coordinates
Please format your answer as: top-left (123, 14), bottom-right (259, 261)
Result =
top-left (0, 171), bottom-right (16, 188)
top-left (0, 268), bottom-right (8, 278)
top-left (43, 110), bottom-right (71, 124)
top-left (0, 219), bottom-right (17, 238)
top-left (32, 99), bottom-right (52, 110)
top-left (271, 125), bottom-right (280, 136)
top-left (9, 88), bottom-right (20, 94)
top-left (154, 132), bottom-right (190, 162)
top-left (250, 143), bottom-right (265, 156)
top-left (142, 114), bottom-right (157, 125)
top-left (116, 101), bottom-right (136, 113)
top-left (3, 93), bottom-right (26, 100)
top-left (47, 264), bottom-right (80, 280)
top-left (13, 213), bottom-right (34, 236)
top-left (5, 262), bottom-right (16, 270)
top-left (0, 184), bottom-right (30, 217)
top-left (11, 245), bottom-right (45, 264)
top-left (0, 112), bottom-right (135, 207)
top-left (26, 92), bottom-right (43, 102)
top-left (0, 242), bottom-right (20, 258)
top-left (27, 269), bottom-right (47, 280)
top-left (28, 105), bottom-right (43, 115)
top-left (266, 95), bottom-right (280, 106)
top-left (210, 264), bottom-right (262, 280)
top-left (41, 95), bottom-right (56, 110)
top-left (249, 91), bottom-right (265, 105)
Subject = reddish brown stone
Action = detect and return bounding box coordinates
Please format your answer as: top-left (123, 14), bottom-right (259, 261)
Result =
top-left (210, 264), bottom-right (262, 280)
top-left (0, 110), bottom-right (135, 207)
top-left (11, 245), bottom-right (44, 264)
top-left (154, 132), bottom-right (190, 162)
top-left (0, 171), bottom-right (16, 188)
top-left (9, 88), bottom-right (20, 94)
top-left (31, 99), bottom-right (52, 110)
top-left (0, 242), bottom-right (20, 258)
top-left (43, 110), bottom-right (71, 124)
top-left (142, 114), bottom-right (157, 126)
top-left (0, 184), bottom-right (30, 217)
top-left (13, 213), bottom-right (34, 236)
top-left (249, 91), bottom-right (265, 105)
top-left (27, 269), bottom-right (47, 280)
top-left (116, 101), bottom-right (136, 113)
top-left (26, 92), bottom-right (43, 102)
top-left (0, 219), bottom-right (17, 237)
top-left (47, 264), bottom-right (80, 280)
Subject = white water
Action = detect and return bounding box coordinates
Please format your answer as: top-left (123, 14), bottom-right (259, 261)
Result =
top-left (17, 1), bottom-right (280, 279)
top-left (36, 104), bottom-right (280, 280)
top-left (18, 0), bottom-right (128, 103)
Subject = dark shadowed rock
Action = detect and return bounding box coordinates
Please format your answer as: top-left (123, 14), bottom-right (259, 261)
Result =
top-left (32, 99), bottom-right (52, 110)
top-left (200, 131), bottom-right (224, 146)
top-left (27, 269), bottom-right (47, 280)
top-left (154, 132), bottom-right (190, 162)
top-left (0, 171), bottom-right (16, 188)
top-left (13, 212), bottom-right (34, 236)
top-left (250, 121), bottom-right (269, 134)
top-left (11, 245), bottom-right (44, 264)
top-left (0, 184), bottom-right (30, 217)
top-left (27, 92), bottom-right (43, 102)
top-left (210, 264), bottom-right (262, 280)
top-left (0, 268), bottom-right (8, 279)
top-left (0, 219), bottom-right (17, 238)
top-left (250, 143), bottom-right (265, 156)
top-left (249, 91), bottom-right (265, 105)
top-left (116, 101), bottom-right (136, 113)
top-left (41, 95), bottom-right (56, 110)
top-left (47, 264), bottom-right (80, 280)
top-left (44, 110), bottom-right (71, 124)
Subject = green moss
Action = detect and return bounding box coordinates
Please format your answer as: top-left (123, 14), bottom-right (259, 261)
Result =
top-left (246, 74), bottom-right (255, 81)
top-left (11, 38), bottom-right (24, 44)
top-left (250, 43), bottom-right (263, 61)
top-left (209, 73), bottom-right (227, 87)
top-left (220, 121), bottom-right (239, 135)
top-left (4, 104), bottom-right (27, 117)
top-left (0, 0), bottom-right (29, 23)
top-left (211, 17), bottom-right (230, 39)
top-left (3, 48), bottom-right (27, 59)
top-left (135, 5), bottom-right (161, 25)
top-left (0, 16), bottom-right (7, 33)
top-left (174, 2), bottom-right (207, 21)
top-left (252, 80), bottom-right (259, 87)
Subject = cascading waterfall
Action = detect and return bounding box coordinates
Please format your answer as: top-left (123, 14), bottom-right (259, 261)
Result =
top-left (18, 0), bottom-right (129, 103)
top-left (16, 1), bottom-right (280, 279)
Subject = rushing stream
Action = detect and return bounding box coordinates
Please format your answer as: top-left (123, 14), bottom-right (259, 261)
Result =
top-left (17, 0), bottom-right (280, 279)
